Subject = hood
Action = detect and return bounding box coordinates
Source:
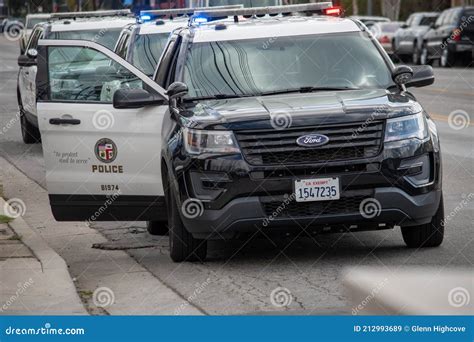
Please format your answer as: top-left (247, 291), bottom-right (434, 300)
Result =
top-left (181, 89), bottom-right (423, 130)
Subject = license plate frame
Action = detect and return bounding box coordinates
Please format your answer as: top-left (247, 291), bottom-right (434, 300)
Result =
top-left (294, 177), bottom-right (340, 202)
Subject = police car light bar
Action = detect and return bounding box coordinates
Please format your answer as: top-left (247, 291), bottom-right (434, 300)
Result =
top-left (140, 5), bottom-right (243, 18)
top-left (192, 2), bottom-right (333, 20)
top-left (49, 9), bottom-right (132, 20)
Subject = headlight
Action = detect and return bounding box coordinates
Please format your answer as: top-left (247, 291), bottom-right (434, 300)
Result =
top-left (183, 128), bottom-right (240, 155)
top-left (384, 113), bottom-right (428, 142)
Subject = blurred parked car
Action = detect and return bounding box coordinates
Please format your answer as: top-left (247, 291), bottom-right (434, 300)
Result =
top-left (421, 6), bottom-right (474, 67)
top-left (370, 21), bottom-right (403, 55)
top-left (351, 15), bottom-right (390, 28)
top-left (393, 12), bottom-right (439, 64)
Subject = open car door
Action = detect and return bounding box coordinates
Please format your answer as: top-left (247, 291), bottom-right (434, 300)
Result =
top-left (36, 39), bottom-right (168, 222)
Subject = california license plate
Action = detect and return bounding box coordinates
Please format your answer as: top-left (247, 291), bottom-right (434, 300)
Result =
top-left (294, 177), bottom-right (340, 202)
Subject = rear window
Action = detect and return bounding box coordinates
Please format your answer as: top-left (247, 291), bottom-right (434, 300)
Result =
top-left (49, 28), bottom-right (122, 50)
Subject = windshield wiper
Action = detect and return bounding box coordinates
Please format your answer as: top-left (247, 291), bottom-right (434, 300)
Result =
top-left (184, 94), bottom-right (253, 102)
top-left (258, 86), bottom-right (359, 96)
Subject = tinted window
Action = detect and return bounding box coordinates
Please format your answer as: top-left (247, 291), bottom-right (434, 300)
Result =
top-left (50, 29), bottom-right (122, 50)
top-left (419, 16), bottom-right (437, 26)
top-left (130, 33), bottom-right (170, 77)
top-left (47, 46), bottom-right (143, 102)
top-left (184, 33), bottom-right (393, 99)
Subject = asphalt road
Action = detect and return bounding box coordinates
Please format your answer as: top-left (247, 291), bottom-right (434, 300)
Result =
top-left (0, 36), bottom-right (472, 314)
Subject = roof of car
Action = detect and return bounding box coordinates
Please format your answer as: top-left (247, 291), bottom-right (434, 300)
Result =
top-left (26, 13), bottom-right (52, 19)
top-left (190, 16), bottom-right (361, 43)
top-left (138, 18), bottom-right (189, 35)
top-left (48, 16), bottom-right (135, 32)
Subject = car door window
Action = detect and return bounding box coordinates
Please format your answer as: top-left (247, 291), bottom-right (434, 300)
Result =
top-left (154, 36), bottom-right (178, 88)
top-left (47, 46), bottom-right (144, 102)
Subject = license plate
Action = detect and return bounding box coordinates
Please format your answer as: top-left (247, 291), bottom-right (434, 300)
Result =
top-left (294, 177), bottom-right (340, 202)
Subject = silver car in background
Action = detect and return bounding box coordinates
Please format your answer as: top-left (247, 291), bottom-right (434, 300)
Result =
top-left (393, 12), bottom-right (439, 64)
top-left (370, 21), bottom-right (403, 55)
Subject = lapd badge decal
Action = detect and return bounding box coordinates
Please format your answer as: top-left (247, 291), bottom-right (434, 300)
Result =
top-left (95, 138), bottom-right (117, 163)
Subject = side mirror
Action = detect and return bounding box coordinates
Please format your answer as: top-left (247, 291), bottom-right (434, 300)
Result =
top-left (18, 54), bottom-right (36, 67)
top-left (166, 82), bottom-right (188, 100)
top-left (113, 88), bottom-right (165, 109)
top-left (392, 65), bottom-right (413, 86)
top-left (26, 48), bottom-right (38, 59)
top-left (401, 23), bottom-right (408, 29)
top-left (405, 65), bottom-right (435, 88)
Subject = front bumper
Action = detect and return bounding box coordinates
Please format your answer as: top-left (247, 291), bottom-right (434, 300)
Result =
top-left (182, 187), bottom-right (441, 239)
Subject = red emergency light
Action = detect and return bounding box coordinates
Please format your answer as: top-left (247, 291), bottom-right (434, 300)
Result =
top-left (323, 6), bottom-right (342, 17)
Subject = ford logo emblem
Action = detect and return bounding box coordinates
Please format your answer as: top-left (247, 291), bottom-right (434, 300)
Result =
top-left (296, 134), bottom-right (330, 147)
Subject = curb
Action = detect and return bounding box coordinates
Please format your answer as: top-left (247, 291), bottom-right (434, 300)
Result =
top-left (1, 197), bottom-right (88, 315)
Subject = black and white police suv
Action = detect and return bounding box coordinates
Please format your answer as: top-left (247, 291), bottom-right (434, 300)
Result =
top-left (32, 3), bottom-right (443, 262)
top-left (17, 10), bottom-right (134, 144)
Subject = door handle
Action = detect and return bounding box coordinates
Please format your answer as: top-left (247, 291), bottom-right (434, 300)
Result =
top-left (49, 118), bottom-right (81, 125)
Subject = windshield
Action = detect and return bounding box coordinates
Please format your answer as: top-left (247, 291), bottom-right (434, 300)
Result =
top-left (130, 32), bottom-right (170, 76)
top-left (50, 29), bottom-right (122, 50)
top-left (184, 32), bottom-right (393, 99)
top-left (27, 17), bottom-right (47, 29)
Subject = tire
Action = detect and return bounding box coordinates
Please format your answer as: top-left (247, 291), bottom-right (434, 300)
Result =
top-left (19, 106), bottom-right (41, 144)
top-left (440, 47), bottom-right (455, 68)
top-left (401, 195), bottom-right (444, 248)
top-left (420, 44), bottom-right (433, 65)
top-left (166, 178), bottom-right (207, 262)
top-left (146, 220), bottom-right (168, 235)
top-left (412, 42), bottom-right (421, 65)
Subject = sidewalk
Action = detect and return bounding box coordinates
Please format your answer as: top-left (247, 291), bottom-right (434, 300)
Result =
top-left (0, 156), bottom-right (203, 315)
top-left (0, 198), bottom-right (87, 315)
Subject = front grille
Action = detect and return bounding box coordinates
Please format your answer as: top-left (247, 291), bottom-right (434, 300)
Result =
top-left (235, 121), bottom-right (383, 165)
top-left (262, 196), bottom-right (368, 218)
